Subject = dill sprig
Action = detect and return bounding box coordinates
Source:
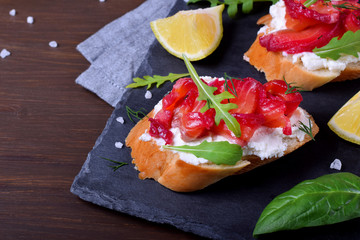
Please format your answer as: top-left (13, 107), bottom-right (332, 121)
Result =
top-left (298, 118), bottom-right (315, 141)
top-left (333, 3), bottom-right (360, 11)
top-left (101, 157), bottom-right (128, 171)
top-left (224, 73), bottom-right (241, 98)
top-left (284, 77), bottom-right (302, 95)
top-left (126, 106), bottom-right (148, 123)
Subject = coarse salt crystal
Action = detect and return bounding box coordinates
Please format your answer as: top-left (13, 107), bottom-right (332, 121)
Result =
top-left (115, 142), bottom-right (124, 149)
top-left (116, 116), bottom-right (125, 124)
top-left (99, 0), bottom-right (106, 2)
top-left (1, 49), bottom-right (11, 59)
top-left (9, 9), bottom-right (16, 16)
top-left (49, 41), bottom-right (58, 48)
top-left (145, 90), bottom-right (152, 99)
top-left (330, 158), bottom-right (342, 171)
top-left (27, 16), bottom-right (34, 24)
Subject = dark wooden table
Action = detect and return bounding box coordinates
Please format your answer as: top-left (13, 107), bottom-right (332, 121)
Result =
top-left (0, 1), bottom-right (202, 239)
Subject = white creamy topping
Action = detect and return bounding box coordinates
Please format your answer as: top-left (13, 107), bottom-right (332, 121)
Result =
top-left (201, 76), bottom-right (224, 83)
top-left (288, 52), bottom-right (360, 72)
top-left (139, 130), bottom-right (152, 142)
top-left (258, 0), bottom-right (286, 35)
top-left (269, 0), bottom-right (287, 31)
top-left (140, 81), bottom-right (310, 164)
top-left (263, 0), bottom-right (360, 73)
top-left (140, 108), bottom-right (309, 164)
top-left (242, 108), bottom-right (308, 160)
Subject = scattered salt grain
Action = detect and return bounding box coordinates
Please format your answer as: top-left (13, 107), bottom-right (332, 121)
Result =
top-left (27, 16), bottom-right (34, 24)
top-left (49, 41), bottom-right (58, 48)
top-left (330, 158), bottom-right (342, 171)
top-left (116, 116), bottom-right (125, 124)
top-left (1, 49), bottom-right (11, 59)
top-left (99, 0), bottom-right (106, 2)
top-left (145, 90), bottom-right (152, 99)
top-left (115, 142), bottom-right (124, 149)
top-left (9, 9), bottom-right (16, 16)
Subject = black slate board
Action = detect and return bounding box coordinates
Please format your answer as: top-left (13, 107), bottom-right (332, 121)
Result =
top-left (71, 1), bottom-right (360, 239)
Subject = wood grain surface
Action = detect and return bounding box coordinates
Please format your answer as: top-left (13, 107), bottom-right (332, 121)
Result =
top-left (0, 1), bottom-right (202, 239)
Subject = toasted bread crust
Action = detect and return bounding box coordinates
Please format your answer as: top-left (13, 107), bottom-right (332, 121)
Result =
top-left (244, 35), bottom-right (339, 91)
top-left (332, 62), bottom-right (360, 82)
top-left (125, 110), bottom-right (251, 192)
top-left (244, 15), bottom-right (360, 90)
top-left (126, 109), bottom-right (319, 192)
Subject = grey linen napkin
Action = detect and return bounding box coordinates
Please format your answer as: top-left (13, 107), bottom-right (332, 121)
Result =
top-left (76, 0), bottom-right (177, 107)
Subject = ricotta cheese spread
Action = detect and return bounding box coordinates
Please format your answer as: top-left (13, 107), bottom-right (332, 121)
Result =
top-left (139, 79), bottom-right (310, 165)
top-left (259, 0), bottom-right (360, 73)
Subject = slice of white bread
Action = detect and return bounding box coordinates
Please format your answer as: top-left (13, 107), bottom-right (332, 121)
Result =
top-left (125, 108), bottom-right (319, 192)
top-left (244, 15), bottom-right (360, 91)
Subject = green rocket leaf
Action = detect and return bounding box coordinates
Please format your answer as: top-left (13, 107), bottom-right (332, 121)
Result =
top-left (313, 30), bottom-right (360, 60)
top-left (126, 73), bottom-right (190, 89)
top-left (163, 141), bottom-right (243, 165)
top-left (183, 54), bottom-right (241, 137)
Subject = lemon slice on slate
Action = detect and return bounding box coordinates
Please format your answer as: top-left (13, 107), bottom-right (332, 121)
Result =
top-left (150, 5), bottom-right (224, 61)
top-left (328, 91), bottom-right (360, 145)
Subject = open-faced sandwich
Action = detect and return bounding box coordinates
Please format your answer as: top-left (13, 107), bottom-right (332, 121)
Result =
top-left (126, 57), bottom-right (319, 192)
top-left (244, 0), bottom-right (360, 91)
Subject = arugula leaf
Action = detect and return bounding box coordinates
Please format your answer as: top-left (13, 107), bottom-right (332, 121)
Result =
top-left (313, 30), bottom-right (360, 60)
top-left (187, 0), bottom-right (277, 18)
top-left (163, 141), bottom-right (243, 165)
top-left (224, 0), bottom-right (242, 17)
top-left (183, 54), bottom-right (241, 137)
top-left (187, 0), bottom-right (222, 6)
top-left (253, 172), bottom-right (360, 237)
top-left (240, 0), bottom-right (253, 14)
top-left (126, 73), bottom-right (190, 89)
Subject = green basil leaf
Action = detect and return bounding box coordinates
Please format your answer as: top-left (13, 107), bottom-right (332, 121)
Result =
top-left (163, 141), bottom-right (243, 165)
top-left (313, 30), bottom-right (360, 60)
top-left (183, 54), bottom-right (241, 137)
top-left (253, 172), bottom-right (360, 237)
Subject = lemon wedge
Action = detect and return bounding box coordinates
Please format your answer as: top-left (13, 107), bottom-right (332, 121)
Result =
top-left (150, 5), bottom-right (224, 61)
top-left (328, 90), bottom-right (360, 145)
